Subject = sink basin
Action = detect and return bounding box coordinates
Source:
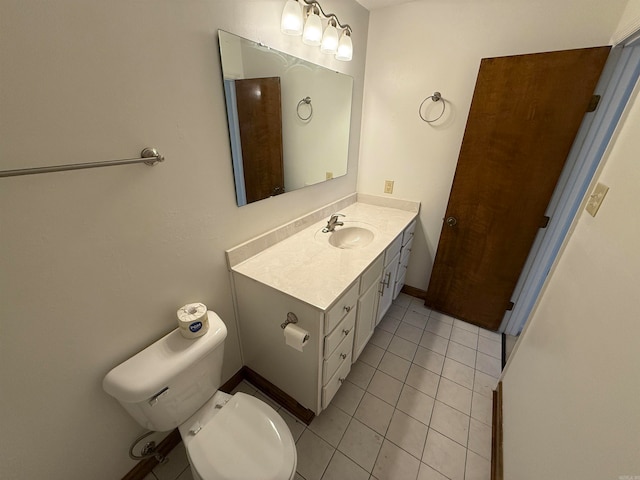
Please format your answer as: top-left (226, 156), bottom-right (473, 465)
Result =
top-left (328, 226), bottom-right (375, 249)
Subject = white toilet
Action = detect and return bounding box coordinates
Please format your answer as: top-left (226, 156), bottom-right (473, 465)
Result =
top-left (103, 311), bottom-right (297, 480)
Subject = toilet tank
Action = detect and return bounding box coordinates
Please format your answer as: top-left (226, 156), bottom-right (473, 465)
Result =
top-left (103, 312), bottom-right (227, 432)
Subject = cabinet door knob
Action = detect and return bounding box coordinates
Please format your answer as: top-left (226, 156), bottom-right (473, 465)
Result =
top-left (340, 353), bottom-right (347, 360)
top-left (342, 328), bottom-right (351, 336)
top-left (343, 305), bottom-right (352, 313)
top-left (338, 377), bottom-right (345, 384)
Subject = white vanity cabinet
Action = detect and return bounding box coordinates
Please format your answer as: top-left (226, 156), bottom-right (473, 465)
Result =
top-left (232, 273), bottom-right (359, 415)
top-left (227, 198), bottom-right (420, 417)
top-left (394, 220), bottom-right (416, 299)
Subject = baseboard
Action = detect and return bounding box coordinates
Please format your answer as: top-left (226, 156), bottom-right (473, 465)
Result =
top-left (491, 381), bottom-right (504, 480)
top-left (401, 284), bottom-right (427, 299)
top-left (242, 366), bottom-right (315, 425)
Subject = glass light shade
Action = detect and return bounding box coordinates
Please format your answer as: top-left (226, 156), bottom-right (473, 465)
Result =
top-left (281, 0), bottom-right (303, 35)
top-left (335, 31), bottom-right (353, 61)
top-left (302, 11), bottom-right (323, 46)
top-left (320, 24), bottom-right (339, 54)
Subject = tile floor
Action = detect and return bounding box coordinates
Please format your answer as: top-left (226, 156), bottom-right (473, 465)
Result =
top-left (146, 293), bottom-right (502, 480)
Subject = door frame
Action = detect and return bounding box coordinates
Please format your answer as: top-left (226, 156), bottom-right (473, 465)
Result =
top-left (501, 35), bottom-right (640, 335)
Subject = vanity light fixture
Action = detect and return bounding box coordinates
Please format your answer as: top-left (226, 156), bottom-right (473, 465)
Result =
top-left (280, 0), bottom-right (353, 61)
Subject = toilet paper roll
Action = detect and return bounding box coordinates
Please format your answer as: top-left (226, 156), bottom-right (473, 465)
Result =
top-left (284, 323), bottom-right (309, 352)
top-left (177, 303), bottom-right (209, 339)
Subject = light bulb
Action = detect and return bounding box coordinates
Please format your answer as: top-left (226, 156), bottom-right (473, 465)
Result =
top-left (320, 22), bottom-right (339, 54)
top-left (302, 9), bottom-right (323, 46)
top-left (335, 31), bottom-right (353, 61)
top-left (281, 0), bottom-right (303, 36)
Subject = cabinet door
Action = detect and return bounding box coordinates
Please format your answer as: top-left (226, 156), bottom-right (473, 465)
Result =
top-left (377, 252), bottom-right (400, 325)
top-left (354, 279), bottom-right (380, 361)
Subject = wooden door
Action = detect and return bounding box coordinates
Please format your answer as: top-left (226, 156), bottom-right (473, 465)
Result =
top-left (425, 47), bottom-right (610, 330)
top-left (234, 77), bottom-right (285, 203)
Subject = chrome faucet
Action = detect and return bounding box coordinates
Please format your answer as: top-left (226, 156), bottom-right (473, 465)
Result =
top-left (323, 213), bottom-right (345, 233)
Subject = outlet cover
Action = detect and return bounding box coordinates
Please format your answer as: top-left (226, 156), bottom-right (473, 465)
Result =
top-left (326, 171), bottom-right (333, 180)
top-left (585, 182), bottom-right (609, 217)
top-left (384, 180), bottom-right (394, 194)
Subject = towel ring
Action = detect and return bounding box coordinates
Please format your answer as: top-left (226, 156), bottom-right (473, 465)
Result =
top-left (297, 96), bottom-right (313, 121)
top-left (419, 91), bottom-right (446, 123)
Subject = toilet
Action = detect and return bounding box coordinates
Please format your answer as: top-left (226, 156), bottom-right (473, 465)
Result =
top-left (103, 311), bottom-right (297, 480)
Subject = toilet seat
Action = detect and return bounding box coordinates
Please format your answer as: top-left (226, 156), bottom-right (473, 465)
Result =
top-left (182, 392), bottom-right (297, 480)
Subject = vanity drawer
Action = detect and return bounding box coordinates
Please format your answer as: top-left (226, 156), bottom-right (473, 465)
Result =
top-left (400, 237), bottom-right (414, 266)
top-left (323, 328), bottom-right (353, 385)
top-left (322, 350), bottom-right (352, 409)
top-left (324, 282), bottom-right (359, 334)
top-left (402, 220), bottom-right (416, 246)
top-left (384, 234), bottom-right (402, 266)
top-left (359, 254), bottom-right (384, 295)
top-left (324, 307), bottom-right (356, 358)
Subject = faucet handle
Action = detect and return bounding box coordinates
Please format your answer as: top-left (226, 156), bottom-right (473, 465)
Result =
top-left (331, 213), bottom-right (346, 219)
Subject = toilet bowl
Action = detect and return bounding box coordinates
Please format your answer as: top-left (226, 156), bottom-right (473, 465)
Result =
top-left (180, 391), bottom-right (296, 480)
top-left (103, 311), bottom-right (297, 480)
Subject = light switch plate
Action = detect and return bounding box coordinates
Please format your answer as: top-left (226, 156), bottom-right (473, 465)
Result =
top-left (585, 182), bottom-right (609, 217)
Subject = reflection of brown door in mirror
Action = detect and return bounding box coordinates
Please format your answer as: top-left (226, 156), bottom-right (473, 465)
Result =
top-left (425, 46), bottom-right (610, 331)
top-left (234, 77), bottom-right (285, 203)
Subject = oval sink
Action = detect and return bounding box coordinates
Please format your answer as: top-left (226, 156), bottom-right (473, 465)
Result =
top-left (328, 226), bottom-right (375, 249)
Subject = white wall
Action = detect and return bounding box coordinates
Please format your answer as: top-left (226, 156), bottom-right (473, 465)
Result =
top-left (501, 74), bottom-right (640, 480)
top-left (358, 0), bottom-right (629, 291)
top-left (0, 1), bottom-right (368, 478)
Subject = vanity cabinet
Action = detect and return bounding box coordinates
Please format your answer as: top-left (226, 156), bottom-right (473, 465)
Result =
top-left (228, 199), bottom-right (419, 417)
top-left (232, 273), bottom-right (359, 415)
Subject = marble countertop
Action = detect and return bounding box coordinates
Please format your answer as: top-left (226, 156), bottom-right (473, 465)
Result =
top-left (231, 202), bottom-right (418, 311)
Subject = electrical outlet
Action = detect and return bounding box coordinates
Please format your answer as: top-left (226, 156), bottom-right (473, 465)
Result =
top-left (585, 182), bottom-right (609, 217)
top-left (326, 171), bottom-right (333, 180)
top-left (384, 180), bottom-right (394, 194)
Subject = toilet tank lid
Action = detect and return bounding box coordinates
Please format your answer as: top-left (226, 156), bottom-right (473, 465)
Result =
top-left (102, 311), bottom-right (227, 403)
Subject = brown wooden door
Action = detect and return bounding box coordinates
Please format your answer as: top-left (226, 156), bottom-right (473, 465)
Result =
top-left (235, 77), bottom-right (285, 203)
top-left (425, 47), bottom-right (610, 331)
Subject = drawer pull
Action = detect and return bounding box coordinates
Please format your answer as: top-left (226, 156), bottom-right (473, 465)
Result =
top-left (343, 305), bottom-right (352, 313)
top-left (342, 328), bottom-right (351, 336)
top-left (340, 353), bottom-right (347, 360)
top-left (338, 377), bottom-right (346, 384)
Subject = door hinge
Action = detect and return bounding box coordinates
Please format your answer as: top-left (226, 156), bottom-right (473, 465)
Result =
top-left (540, 215), bottom-right (550, 228)
top-left (506, 301), bottom-right (515, 311)
top-left (586, 95), bottom-right (601, 113)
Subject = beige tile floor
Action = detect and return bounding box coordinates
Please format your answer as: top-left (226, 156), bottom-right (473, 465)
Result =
top-left (147, 293), bottom-right (502, 480)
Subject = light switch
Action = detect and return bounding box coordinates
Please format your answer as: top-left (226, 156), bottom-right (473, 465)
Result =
top-left (585, 182), bottom-right (609, 217)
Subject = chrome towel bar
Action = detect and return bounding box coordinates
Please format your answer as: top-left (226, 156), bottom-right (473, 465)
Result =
top-left (0, 147), bottom-right (164, 178)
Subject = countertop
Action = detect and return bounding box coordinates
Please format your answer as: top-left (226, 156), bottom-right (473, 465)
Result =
top-left (231, 202), bottom-right (418, 310)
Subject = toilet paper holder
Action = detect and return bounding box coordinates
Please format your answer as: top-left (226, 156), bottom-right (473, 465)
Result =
top-left (281, 312), bottom-right (310, 342)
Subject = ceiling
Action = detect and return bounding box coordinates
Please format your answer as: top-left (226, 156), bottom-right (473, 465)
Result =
top-left (354, 0), bottom-right (415, 10)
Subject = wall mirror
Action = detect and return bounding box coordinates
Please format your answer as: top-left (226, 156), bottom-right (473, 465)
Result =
top-left (218, 30), bottom-right (353, 206)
